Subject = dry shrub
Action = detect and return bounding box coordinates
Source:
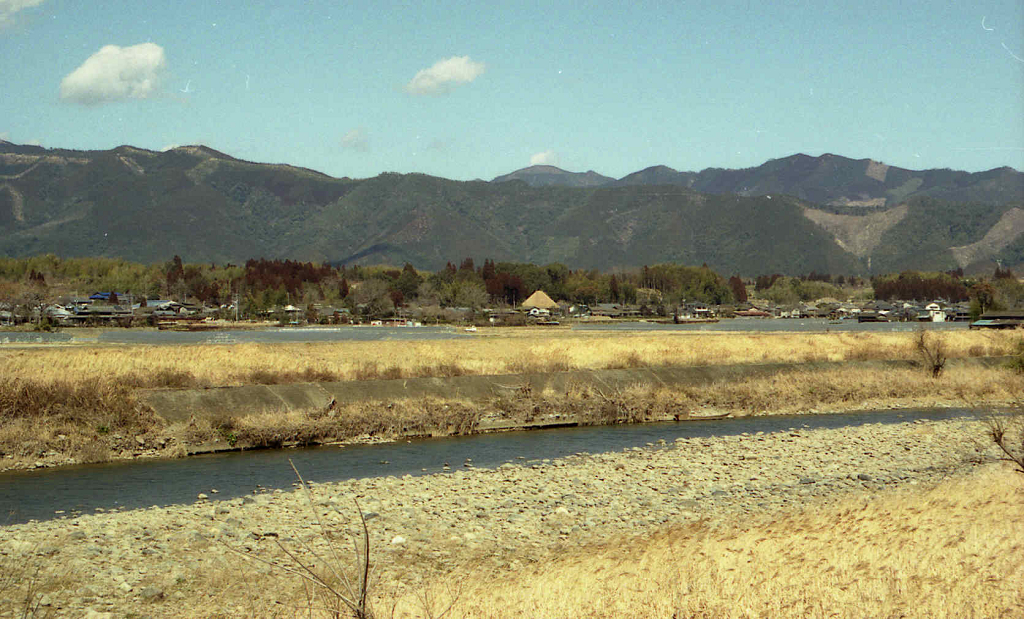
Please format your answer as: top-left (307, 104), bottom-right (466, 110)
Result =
top-left (988, 408), bottom-right (1024, 474)
top-left (604, 351), bottom-right (646, 369)
top-left (0, 377), bottom-right (159, 461)
top-left (224, 463), bottom-right (388, 619)
top-left (843, 339), bottom-right (900, 362)
top-left (383, 367), bottom-right (404, 380)
top-left (580, 383), bottom-right (676, 424)
top-left (416, 361), bottom-right (467, 378)
top-left (230, 414), bottom-right (323, 448)
top-left (915, 329), bottom-right (947, 378)
top-left (145, 368), bottom-right (202, 389)
top-left (504, 352), bottom-right (577, 374)
top-left (502, 354), bottom-right (531, 374)
top-left (246, 366), bottom-right (340, 385)
top-left (113, 369), bottom-right (204, 389)
top-left (491, 382), bottom-right (677, 426)
top-left (230, 398), bottom-right (483, 448)
top-left (352, 362), bottom-right (405, 381)
top-left (337, 398), bottom-right (481, 438)
top-left (352, 361), bottom-right (382, 381)
top-left (0, 543), bottom-right (75, 619)
top-left (179, 417), bottom-right (213, 445)
top-left (543, 352), bottom-right (577, 373)
top-left (72, 436), bottom-right (112, 464)
top-left (1007, 337), bottom-right (1024, 374)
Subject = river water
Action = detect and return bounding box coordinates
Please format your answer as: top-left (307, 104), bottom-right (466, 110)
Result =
top-left (0, 319), bottom-right (966, 346)
top-left (0, 408), bottom-right (975, 525)
top-left (572, 318), bottom-right (968, 333)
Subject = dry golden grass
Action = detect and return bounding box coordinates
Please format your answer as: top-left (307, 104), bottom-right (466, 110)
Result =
top-left (0, 329), bottom-right (1017, 388)
top-left (223, 396), bottom-right (483, 448)
top-left (1, 329), bottom-right (1021, 469)
top-left (498, 365), bottom-right (1024, 422)
top-left (3, 362), bottom-right (1022, 469)
top-left (0, 376), bottom-right (159, 464)
top-left (392, 465), bottom-right (1024, 618)
top-left (137, 464), bottom-right (1022, 617)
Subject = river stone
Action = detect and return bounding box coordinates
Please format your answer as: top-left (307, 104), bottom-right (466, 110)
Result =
top-left (0, 416), bottom-right (997, 617)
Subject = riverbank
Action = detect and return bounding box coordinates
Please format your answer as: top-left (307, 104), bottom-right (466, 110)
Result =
top-left (2, 416), bottom-right (1020, 617)
top-left (1, 330), bottom-right (1021, 471)
top-left (3, 359), bottom-right (1024, 473)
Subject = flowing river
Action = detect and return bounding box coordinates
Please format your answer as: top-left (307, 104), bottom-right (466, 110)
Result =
top-left (0, 407), bottom-right (975, 525)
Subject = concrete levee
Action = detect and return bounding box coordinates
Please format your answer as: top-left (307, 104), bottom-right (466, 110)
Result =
top-left (141, 383), bottom-right (332, 424)
top-left (138, 356), bottom-right (1015, 425)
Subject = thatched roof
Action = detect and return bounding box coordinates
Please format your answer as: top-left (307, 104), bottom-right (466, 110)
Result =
top-left (521, 290), bottom-right (557, 309)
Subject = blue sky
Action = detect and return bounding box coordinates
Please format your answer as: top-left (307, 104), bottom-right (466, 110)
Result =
top-left (2, 0), bottom-right (1023, 180)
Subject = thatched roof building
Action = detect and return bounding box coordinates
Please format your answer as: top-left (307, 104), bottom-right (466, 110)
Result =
top-left (521, 290), bottom-right (558, 309)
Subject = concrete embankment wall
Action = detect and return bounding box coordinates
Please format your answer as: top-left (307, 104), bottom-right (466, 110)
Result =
top-left (138, 356), bottom-right (1014, 425)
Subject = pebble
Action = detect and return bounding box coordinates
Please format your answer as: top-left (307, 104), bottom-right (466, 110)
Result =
top-left (0, 417), bottom-right (1000, 618)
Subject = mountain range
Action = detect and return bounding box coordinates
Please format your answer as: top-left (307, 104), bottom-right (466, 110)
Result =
top-left (1, 139), bottom-right (1022, 276)
top-left (495, 155), bottom-right (1023, 208)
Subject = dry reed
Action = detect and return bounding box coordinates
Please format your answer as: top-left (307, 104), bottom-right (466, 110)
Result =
top-left (0, 330), bottom-right (1016, 389)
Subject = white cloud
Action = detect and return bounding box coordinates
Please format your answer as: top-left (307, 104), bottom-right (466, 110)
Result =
top-left (60, 43), bottom-right (166, 105)
top-left (160, 144), bottom-right (180, 152)
top-left (405, 56), bottom-right (485, 95)
top-left (341, 127), bottom-right (370, 152)
top-left (0, 0), bottom-right (45, 27)
top-left (530, 150), bottom-right (559, 166)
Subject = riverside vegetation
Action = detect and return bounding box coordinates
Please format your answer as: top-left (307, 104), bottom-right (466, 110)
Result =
top-left (0, 329), bottom-right (1022, 470)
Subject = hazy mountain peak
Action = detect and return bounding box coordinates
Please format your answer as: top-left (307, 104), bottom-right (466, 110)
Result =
top-left (491, 165), bottom-right (614, 187)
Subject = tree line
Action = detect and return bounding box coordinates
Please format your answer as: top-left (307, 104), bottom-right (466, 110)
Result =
top-left (1, 255), bottom-right (1022, 320)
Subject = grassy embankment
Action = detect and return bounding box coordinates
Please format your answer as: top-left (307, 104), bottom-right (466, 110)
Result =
top-left (0, 329), bottom-right (1021, 467)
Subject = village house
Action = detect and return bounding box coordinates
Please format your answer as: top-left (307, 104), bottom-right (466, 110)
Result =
top-left (521, 290), bottom-right (559, 313)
